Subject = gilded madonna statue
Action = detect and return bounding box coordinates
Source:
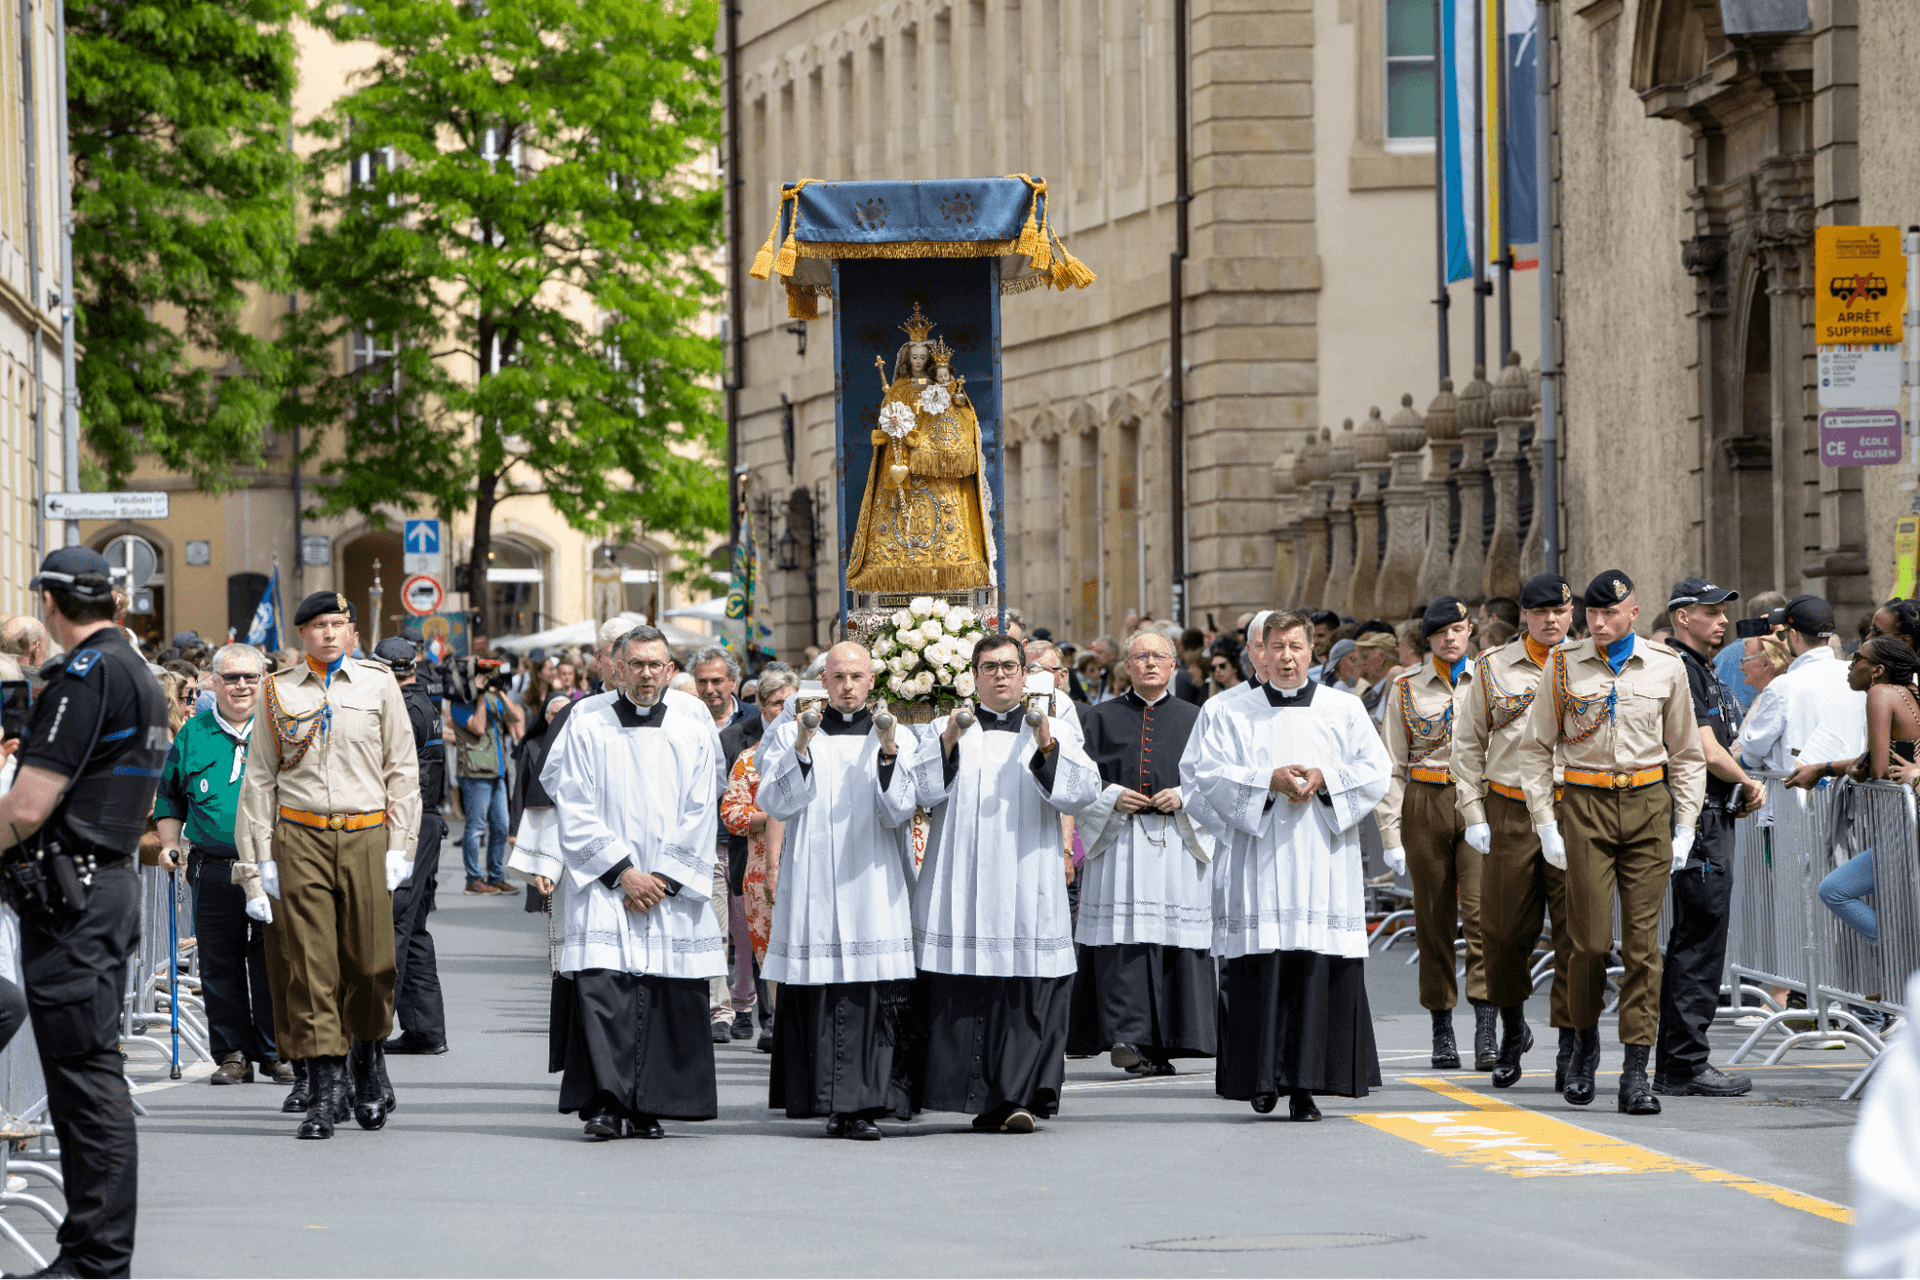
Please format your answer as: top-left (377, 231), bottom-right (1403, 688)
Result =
top-left (845, 303), bottom-right (993, 593)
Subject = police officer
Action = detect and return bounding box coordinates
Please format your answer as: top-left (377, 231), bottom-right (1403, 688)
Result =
top-left (375, 636), bottom-right (449, 1056)
top-left (1654, 578), bottom-right (1764, 1098)
top-left (0, 547), bottom-right (168, 1277)
top-left (1516, 569), bottom-right (1707, 1115)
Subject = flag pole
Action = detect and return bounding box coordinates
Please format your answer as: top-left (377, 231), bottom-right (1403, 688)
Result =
top-left (1433, 0), bottom-right (1451, 380)
top-left (1534, 0), bottom-right (1560, 575)
top-left (1495, 0), bottom-right (1512, 361)
top-left (1471, 0), bottom-right (1488, 371)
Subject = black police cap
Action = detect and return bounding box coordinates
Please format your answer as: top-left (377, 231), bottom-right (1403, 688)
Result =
top-left (1421, 595), bottom-right (1470, 639)
top-left (29, 546), bottom-right (115, 602)
top-left (1582, 570), bottom-right (1634, 609)
top-left (372, 636), bottom-right (418, 671)
top-left (293, 591), bottom-right (355, 627)
top-left (1667, 577), bottom-right (1739, 610)
top-left (1519, 573), bottom-right (1572, 610)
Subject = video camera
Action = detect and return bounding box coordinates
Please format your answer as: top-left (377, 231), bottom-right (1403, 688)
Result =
top-left (442, 654), bottom-right (507, 706)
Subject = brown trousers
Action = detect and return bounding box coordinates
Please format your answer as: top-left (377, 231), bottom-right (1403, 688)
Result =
top-left (1559, 783), bottom-right (1672, 1045)
top-left (1402, 780), bottom-right (1486, 1011)
top-left (267, 821), bottom-right (397, 1059)
top-left (1478, 791), bottom-right (1572, 1021)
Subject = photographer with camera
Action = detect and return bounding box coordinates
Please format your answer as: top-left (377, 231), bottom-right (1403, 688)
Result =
top-left (448, 651), bottom-right (523, 895)
top-left (0, 547), bottom-right (169, 1277)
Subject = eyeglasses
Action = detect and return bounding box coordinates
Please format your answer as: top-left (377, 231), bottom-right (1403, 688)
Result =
top-left (217, 673), bottom-right (261, 686)
top-left (1127, 653), bottom-right (1175, 666)
top-left (976, 660), bottom-right (1023, 676)
top-left (623, 660), bottom-right (671, 675)
top-left (1029, 663), bottom-right (1063, 675)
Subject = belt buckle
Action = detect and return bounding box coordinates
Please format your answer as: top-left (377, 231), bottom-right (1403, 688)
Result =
top-left (1612, 772), bottom-right (1631, 789)
top-left (327, 814), bottom-right (345, 831)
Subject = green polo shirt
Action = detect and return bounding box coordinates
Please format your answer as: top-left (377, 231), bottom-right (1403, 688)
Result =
top-left (153, 708), bottom-right (253, 859)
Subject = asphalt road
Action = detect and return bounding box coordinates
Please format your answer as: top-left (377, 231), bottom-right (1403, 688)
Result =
top-left (5, 829), bottom-right (1872, 1277)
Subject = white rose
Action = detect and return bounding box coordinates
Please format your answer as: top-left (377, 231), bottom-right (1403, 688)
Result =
top-left (902, 630), bottom-right (926, 651)
top-left (873, 635), bottom-right (894, 658)
top-left (909, 597), bottom-right (934, 618)
top-left (930, 598), bottom-right (951, 618)
top-left (954, 671), bottom-right (976, 698)
top-left (920, 619), bottom-right (944, 642)
top-left (947, 606), bottom-right (974, 628)
top-left (891, 609), bottom-right (913, 628)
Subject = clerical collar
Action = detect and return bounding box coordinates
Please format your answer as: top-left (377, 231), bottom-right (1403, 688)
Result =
top-left (1262, 680), bottom-right (1317, 708)
top-left (213, 709), bottom-right (253, 740)
top-left (1431, 654), bottom-right (1468, 688)
top-left (821, 704), bottom-right (873, 736)
top-left (1524, 635), bottom-right (1553, 667)
top-left (616, 692), bottom-right (667, 728)
top-left (976, 704), bottom-right (1023, 732)
top-left (1125, 688), bottom-right (1171, 709)
top-left (1603, 633), bottom-right (1636, 674)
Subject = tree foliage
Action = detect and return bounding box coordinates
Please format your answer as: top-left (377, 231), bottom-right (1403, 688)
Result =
top-left (67, 0), bottom-right (298, 488)
top-left (287, 0), bottom-right (726, 624)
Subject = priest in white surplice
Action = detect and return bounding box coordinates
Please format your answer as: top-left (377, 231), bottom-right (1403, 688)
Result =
top-left (539, 625), bottom-right (726, 1141)
top-left (908, 634), bottom-right (1103, 1133)
top-left (755, 642), bottom-right (919, 1140)
top-left (1185, 609), bottom-right (1392, 1122)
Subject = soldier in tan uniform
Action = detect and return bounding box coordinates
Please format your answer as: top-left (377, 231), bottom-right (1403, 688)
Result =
top-left (1516, 569), bottom-right (1705, 1115)
top-left (236, 591), bottom-right (422, 1139)
top-left (1376, 596), bottom-right (1489, 1072)
top-left (1451, 573), bottom-right (1576, 1091)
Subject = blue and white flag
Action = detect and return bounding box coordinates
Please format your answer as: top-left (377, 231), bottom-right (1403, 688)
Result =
top-left (1442, 0), bottom-right (1540, 283)
top-left (246, 564), bottom-right (280, 650)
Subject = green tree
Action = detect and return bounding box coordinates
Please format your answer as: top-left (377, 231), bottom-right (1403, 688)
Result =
top-left (68, 0), bottom-right (298, 488)
top-left (287, 0), bottom-right (726, 631)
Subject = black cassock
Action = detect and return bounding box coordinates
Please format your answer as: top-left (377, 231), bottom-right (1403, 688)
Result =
top-left (550, 971), bottom-right (718, 1123)
top-left (1066, 690), bottom-right (1218, 1065)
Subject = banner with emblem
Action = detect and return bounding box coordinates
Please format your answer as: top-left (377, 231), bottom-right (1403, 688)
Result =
top-left (245, 563), bottom-right (281, 651)
top-left (724, 502), bottom-right (774, 663)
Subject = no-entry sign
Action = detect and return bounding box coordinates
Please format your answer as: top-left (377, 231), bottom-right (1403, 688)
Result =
top-left (402, 573), bottom-right (445, 616)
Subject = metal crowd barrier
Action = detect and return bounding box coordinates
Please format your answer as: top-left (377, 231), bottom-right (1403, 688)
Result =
top-left (0, 911), bottom-right (61, 1272)
top-left (123, 865), bottom-right (211, 1071)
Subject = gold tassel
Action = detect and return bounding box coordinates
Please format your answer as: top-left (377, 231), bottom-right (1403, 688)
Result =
top-left (1048, 232), bottom-right (1095, 289)
top-left (786, 284), bottom-right (818, 320)
top-left (847, 562), bottom-right (992, 593)
top-left (749, 218), bottom-right (780, 280)
top-left (908, 447), bottom-right (980, 481)
top-left (1008, 173), bottom-right (1049, 265)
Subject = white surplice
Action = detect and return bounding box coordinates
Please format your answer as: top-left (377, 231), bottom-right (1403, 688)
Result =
top-left (1073, 796), bottom-right (1215, 949)
top-left (1183, 681), bottom-right (1392, 960)
top-left (908, 710), bottom-right (1103, 977)
top-left (538, 688), bottom-right (726, 980)
top-left (755, 706), bottom-right (920, 985)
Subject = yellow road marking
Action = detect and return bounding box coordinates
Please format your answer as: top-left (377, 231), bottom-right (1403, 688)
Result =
top-left (1345, 1076), bottom-right (1850, 1225)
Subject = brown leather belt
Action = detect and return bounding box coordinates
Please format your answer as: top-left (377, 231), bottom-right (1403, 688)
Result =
top-left (1488, 779), bottom-right (1563, 804)
top-left (1564, 766), bottom-right (1665, 791)
top-left (279, 807), bottom-right (386, 832)
top-left (1409, 765), bottom-right (1450, 786)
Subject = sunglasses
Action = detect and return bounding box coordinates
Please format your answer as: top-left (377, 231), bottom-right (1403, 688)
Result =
top-left (217, 672), bottom-right (261, 686)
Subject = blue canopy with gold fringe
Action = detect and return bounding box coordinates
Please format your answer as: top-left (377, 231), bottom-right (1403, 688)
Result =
top-left (748, 175), bottom-right (1093, 318)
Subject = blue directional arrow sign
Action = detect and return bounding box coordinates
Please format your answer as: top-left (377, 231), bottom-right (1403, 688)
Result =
top-left (403, 519), bottom-right (442, 575)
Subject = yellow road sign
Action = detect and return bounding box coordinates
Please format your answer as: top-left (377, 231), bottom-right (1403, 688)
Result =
top-left (1816, 225), bottom-right (1905, 344)
top-left (1896, 514), bottom-right (1919, 599)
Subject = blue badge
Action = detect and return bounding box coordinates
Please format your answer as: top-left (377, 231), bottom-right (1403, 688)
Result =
top-left (66, 649), bottom-right (100, 676)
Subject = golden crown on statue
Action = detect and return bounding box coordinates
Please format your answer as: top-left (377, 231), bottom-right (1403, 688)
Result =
top-left (928, 337), bottom-right (953, 364)
top-left (898, 301), bottom-right (937, 343)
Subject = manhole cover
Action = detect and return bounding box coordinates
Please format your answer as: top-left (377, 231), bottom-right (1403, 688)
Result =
top-left (1134, 1233), bottom-right (1417, 1253)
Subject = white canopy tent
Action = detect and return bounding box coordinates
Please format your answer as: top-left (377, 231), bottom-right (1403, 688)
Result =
top-left (493, 612), bottom-right (713, 654)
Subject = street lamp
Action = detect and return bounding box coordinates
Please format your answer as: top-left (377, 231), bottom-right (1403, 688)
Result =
top-left (775, 526), bottom-right (799, 573)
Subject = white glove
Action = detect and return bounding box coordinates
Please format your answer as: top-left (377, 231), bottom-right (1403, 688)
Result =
top-left (1464, 823), bottom-right (1492, 855)
top-left (386, 851), bottom-right (412, 892)
top-left (1671, 825), bottom-right (1695, 872)
top-left (1383, 846), bottom-right (1407, 876)
top-left (1536, 823), bottom-right (1567, 870)
top-left (245, 896), bottom-right (273, 925)
top-left (259, 860), bottom-right (281, 899)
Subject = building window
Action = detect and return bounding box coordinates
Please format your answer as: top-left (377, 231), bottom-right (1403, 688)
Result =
top-left (1385, 0), bottom-right (1437, 148)
top-left (485, 537), bottom-right (545, 636)
top-left (614, 543), bottom-right (660, 618)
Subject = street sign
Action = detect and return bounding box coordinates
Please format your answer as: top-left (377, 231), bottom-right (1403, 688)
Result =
top-left (1897, 515), bottom-right (1920, 599)
top-left (1815, 226), bottom-right (1905, 344)
top-left (42, 491), bottom-right (168, 522)
top-left (403, 519), bottom-right (442, 576)
top-left (300, 534), bottom-right (331, 567)
top-left (1818, 409), bottom-right (1903, 467)
top-left (402, 573), bottom-right (444, 616)
top-left (1817, 344), bottom-right (1902, 409)
top-left (102, 535), bottom-right (157, 590)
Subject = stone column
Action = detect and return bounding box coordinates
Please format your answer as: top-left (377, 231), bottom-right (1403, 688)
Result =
top-left (1447, 365), bottom-right (1492, 604)
top-left (1520, 359), bottom-right (1547, 579)
top-left (1321, 420), bottom-right (1357, 614)
top-left (1286, 445), bottom-right (1315, 608)
top-left (1414, 379), bottom-right (1458, 607)
top-left (1347, 407), bottom-right (1389, 620)
top-left (1270, 446), bottom-right (1299, 609)
top-left (1483, 352), bottom-right (1529, 602)
top-left (1375, 394), bottom-right (1428, 620)
top-left (1298, 428), bottom-right (1333, 610)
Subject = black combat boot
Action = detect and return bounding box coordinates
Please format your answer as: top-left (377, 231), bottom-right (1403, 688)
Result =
top-left (1430, 1008), bottom-right (1460, 1069)
top-left (1617, 1043), bottom-right (1661, 1115)
top-left (350, 1040), bottom-right (389, 1130)
top-left (1554, 1027), bottom-right (1576, 1093)
top-left (1491, 1005), bottom-right (1533, 1089)
top-left (1470, 999), bottom-right (1499, 1071)
top-left (281, 1058), bottom-right (312, 1115)
top-left (1562, 1027), bottom-right (1601, 1106)
top-left (295, 1058), bottom-right (341, 1139)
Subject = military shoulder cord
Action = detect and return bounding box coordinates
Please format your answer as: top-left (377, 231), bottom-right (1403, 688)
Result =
top-left (265, 671), bottom-right (326, 769)
top-left (1398, 677), bottom-right (1453, 760)
top-left (1479, 653), bottom-right (1536, 732)
top-left (1552, 648), bottom-right (1615, 744)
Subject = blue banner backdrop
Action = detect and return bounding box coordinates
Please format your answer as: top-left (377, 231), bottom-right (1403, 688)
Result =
top-left (832, 255), bottom-right (1006, 621)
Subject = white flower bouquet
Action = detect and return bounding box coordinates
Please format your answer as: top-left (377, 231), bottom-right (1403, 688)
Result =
top-left (869, 596), bottom-right (989, 717)
top-left (878, 400), bottom-right (917, 440)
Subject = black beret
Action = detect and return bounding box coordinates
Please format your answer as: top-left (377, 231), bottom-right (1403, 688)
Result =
top-left (1519, 573), bottom-right (1573, 610)
top-left (1421, 596), bottom-right (1470, 639)
top-left (1583, 569), bottom-right (1634, 609)
top-left (294, 590), bottom-right (355, 626)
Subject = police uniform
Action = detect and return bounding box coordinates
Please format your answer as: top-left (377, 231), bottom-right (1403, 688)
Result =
top-left (1451, 573), bottom-right (1576, 1090)
top-left (234, 591), bottom-right (421, 1139)
top-left (10, 548), bottom-right (168, 1276)
top-left (1654, 578), bottom-right (1754, 1097)
top-left (377, 636), bottom-right (449, 1056)
top-left (1515, 569), bottom-right (1706, 1115)
top-left (1376, 596), bottom-right (1489, 1071)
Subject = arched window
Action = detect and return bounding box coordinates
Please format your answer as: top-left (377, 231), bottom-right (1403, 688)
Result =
top-left (486, 537), bottom-right (546, 637)
top-left (613, 543), bottom-right (660, 618)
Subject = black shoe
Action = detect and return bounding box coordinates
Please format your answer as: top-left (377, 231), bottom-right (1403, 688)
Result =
top-left (846, 1117), bottom-right (883, 1140)
top-left (1287, 1091), bottom-right (1322, 1122)
top-left (824, 1114), bottom-right (849, 1138)
top-left (1554, 1027), bottom-right (1576, 1093)
top-left (7, 1255), bottom-right (82, 1277)
top-left (710, 1020), bottom-right (732, 1045)
top-left (582, 1108), bottom-right (623, 1141)
top-left (1618, 1043), bottom-right (1661, 1115)
top-left (1250, 1091), bottom-right (1279, 1115)
top-left (757, 1028), bottom-right (775, 1054)
top-left (1652, 1063), bottom-right (1753, 1097)
top-left (1109, 1043), bottom-right (1142, 1070)
top-left (296, 1057), bottom-right (342, 1139)
top-left (1563, 1027), bottom-right (1601, 1106)
top-left (730, 1011), bottom-right (755, 1041)
top-left (1470, 999), bottom-right (1499, 1071)
top-left (282, 1058), bottom-right (312, 1115)
top-left (372, 1039), bottom-right (397, 1114)
top-left (1491, 1006), bottom-right (1533, 1089)
top-left (1430, 1009), bottom-right (1460, 1069)
top-left (383, 1034), bottom-right (448, 1056)
top-left (326, 1053), bottom-right (357, 1125)
top-left (629, 1115), bottom-right (666, 1140)
top-left (971, 1103), bottom-right (1016, 1131)
top-left (349, 1040), bottom-right (388, 1131)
